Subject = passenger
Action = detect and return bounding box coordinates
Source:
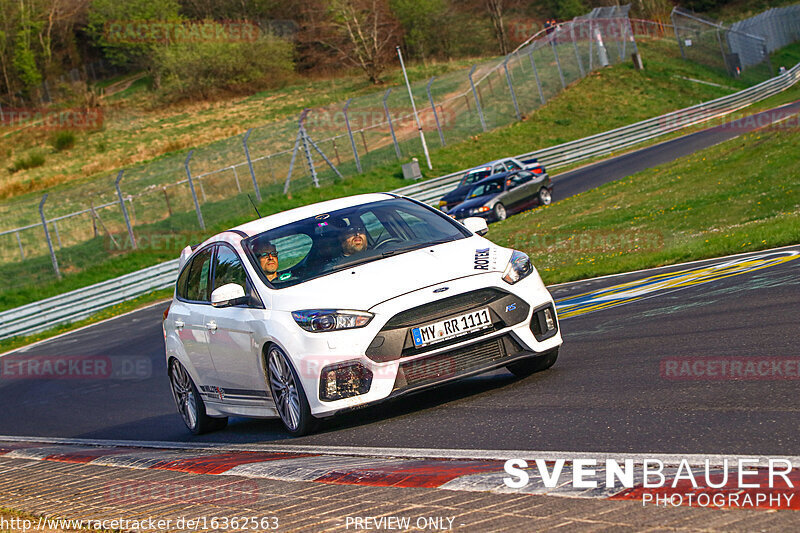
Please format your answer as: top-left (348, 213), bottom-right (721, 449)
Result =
top-left (258, 242), bottom-right (279, 281)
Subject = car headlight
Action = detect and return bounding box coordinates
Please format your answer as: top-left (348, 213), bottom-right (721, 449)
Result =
top-left (292, 310), bottom-right (373, 332)
top-left (502, 250), bottom-right (534, 284)
top-left (470, 206), bottom-right (491, 215)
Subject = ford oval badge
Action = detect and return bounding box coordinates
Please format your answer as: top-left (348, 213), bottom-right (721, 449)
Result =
top-left (433, 287), bottom-right (449, 293)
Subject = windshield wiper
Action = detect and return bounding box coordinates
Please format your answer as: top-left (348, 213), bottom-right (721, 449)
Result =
top-left (380, 237), bottom-right (455, 257)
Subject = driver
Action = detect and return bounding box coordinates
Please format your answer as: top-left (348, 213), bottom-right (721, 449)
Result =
top-left (258, 242), bottom-right (279, 282)
top-left (325, 222), bottom-right (369, 269)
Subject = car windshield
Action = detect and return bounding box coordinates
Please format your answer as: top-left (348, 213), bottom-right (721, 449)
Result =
top-left (467, 180), bottom-right (504, 199)
top-left (243, 198), bottom-right (471, 288)
top-left (460, 168), bottom-right (491, 186)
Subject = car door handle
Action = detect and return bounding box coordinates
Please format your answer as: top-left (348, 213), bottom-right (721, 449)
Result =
top-left (174, 320), bottom-right (185, 329)
top-left (205, 321), bottom-right (217, 331)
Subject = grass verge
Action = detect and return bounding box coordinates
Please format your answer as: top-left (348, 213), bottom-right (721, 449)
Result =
top-left (488, 124), bottom-right (800, 285)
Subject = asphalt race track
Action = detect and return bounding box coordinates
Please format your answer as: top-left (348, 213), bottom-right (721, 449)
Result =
top-left (1, 246), bottom-right (798, 455)
top-left (1, 103), bottom-right (799, 455)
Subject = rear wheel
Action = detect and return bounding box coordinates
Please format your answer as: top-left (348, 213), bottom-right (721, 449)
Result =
top-left (493, 203), bottom-right (507, 222)
top-left (169, 360), bottom-right (227, 435)
top-left (266, 345), bottom-right (318, 437)
top-left (506, 348), bottom-right (559, 378)
top-left (537, 187), bottom-right (552, 206)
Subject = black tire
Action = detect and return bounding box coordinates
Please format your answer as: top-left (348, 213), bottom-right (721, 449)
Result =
top-left (169, 359), bottom-right (228, 435)
top-left (506, 348), bottom-right (559, 378)
top-left (537, 187), bottom-right (552, 206)
top-left (493, 203), bottom-right (507, 222)
top-left (266, 345), bottom-right (318, 437)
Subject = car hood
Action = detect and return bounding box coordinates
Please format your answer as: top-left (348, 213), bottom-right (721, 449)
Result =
top-left (451, 194), bottom-right (496, 213)
top-left (270, 237), bottom-right (511, 311)
top-left (441, 184), bottom-right (471, 203)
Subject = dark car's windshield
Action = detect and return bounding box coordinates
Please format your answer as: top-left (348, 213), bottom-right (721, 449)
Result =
top-left (460, 168), bottom-right (492, 186)
top-left (467, 180), bottom-right (504, 199)
top-left (243, 198), bottom-right (471, 288)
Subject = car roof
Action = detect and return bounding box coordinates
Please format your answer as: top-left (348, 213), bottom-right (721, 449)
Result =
top-left (231, 193), bottom-right (396, 237)
top-left (466, 159), bottom-right (508, 172)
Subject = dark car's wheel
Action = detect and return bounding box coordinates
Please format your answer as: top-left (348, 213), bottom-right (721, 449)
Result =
top-left (506, 348), bottom-right (559, 378)
top-left (537, 187), bottom-right (552, 206)
top-left (169, 359), bottom-right (228, 435)
top-left (493, 203), bottom-right (507, 221)
top-left (266, 345), bottom-right (318, 437)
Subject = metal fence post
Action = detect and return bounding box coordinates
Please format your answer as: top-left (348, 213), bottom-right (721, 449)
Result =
top-left (426, 78), bottom-right (446, 147)
top-left (52, 221), bottom-right (62, 247)
top-left (528, 50), bottom-right (546, 105)
top-left (551, 39), bottom-right (566, 88)
top-left (242, 129), bottom-right (261, 202)
top-left (39, 194), bottom-right (61, 280)
top-left (468, 65), bottom-right (487, 132)
top-left (15, 230), bottom-right (24, 260)
top-left (672, 11), bottom-right (686, 59)
top-left (503, 57), bottom-right (521, 120)
top-left (115, 170), bottom-right (136, 249)
top-left (299, 112), bottom-right (319, 188)
top-left (383, 89), bottom-right (402, 159)
top-left (231, 166), bottom-right (241, 192)
top-left (184, 150), bottom-right (205, 231)
top-left (570, 23), bottom-right (586, 78)
top-left (343, 99), bottom-right (362, 173)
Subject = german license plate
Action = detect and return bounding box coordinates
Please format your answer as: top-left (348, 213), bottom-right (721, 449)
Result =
top-left (411, 308), bottom-right (492, 348)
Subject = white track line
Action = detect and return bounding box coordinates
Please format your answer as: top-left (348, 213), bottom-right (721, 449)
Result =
top-left (0, 435), bottom-right (797, 468)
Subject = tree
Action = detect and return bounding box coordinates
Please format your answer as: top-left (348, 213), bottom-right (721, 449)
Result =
top-left (390, 0), bottom-right (448, 63)
top-left (304, 0), bottom-right (401, 84)
top-left (86, 0), bottom-right (181, 68)
top-left (485, 0), bottom-right (509, 56)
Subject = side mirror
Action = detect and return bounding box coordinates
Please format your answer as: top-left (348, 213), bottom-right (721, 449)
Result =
top-left (463, 217), bottom-right (489, 236)
top-left (211, 283), bottom-right (248, 308)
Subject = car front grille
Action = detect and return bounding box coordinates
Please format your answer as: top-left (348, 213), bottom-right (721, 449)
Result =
top-left (366, 288), bottom-right (529, 362)
top-left (393, 334), bottom-right (524, 392)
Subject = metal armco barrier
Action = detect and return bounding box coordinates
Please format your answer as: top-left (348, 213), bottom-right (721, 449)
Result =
top-left (2, 61), bottom-right (799, 342)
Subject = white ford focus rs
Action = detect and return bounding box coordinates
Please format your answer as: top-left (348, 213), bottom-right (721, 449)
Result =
top-left (163, 193), bottom-right (562, 436)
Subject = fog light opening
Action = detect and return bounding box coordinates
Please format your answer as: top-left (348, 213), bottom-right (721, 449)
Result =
top-left (319, 362), bottom-right (373, 401)
top-left (544, 308), bottom-right (555, 331)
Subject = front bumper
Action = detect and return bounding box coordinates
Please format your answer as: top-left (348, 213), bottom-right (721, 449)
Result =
top-left (296, 273), bottom-right (562, 418)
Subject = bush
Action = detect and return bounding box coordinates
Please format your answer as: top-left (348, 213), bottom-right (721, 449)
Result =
top-left (153, 35), bottom-right (294, 101)
top-left (9, 152), bottom-right (46, 173)
top-left (51, 130), bottom-right (77, 151)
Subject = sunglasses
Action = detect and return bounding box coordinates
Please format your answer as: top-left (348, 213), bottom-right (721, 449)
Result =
top-left (343, 228), bottom-right (366, 238)
top-left (259, 250), bottom-right (278, 259)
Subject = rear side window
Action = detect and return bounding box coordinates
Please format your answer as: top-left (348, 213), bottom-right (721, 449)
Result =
top-left (505, 160), bottom-right (522, 171)
top-left (184, 247), bottom-right (214, 302)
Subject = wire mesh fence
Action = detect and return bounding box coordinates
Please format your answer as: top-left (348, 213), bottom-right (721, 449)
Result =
top-left (669, 6), bottom-right (795, 80)
top-left (1, 6), bottom-right (643, 285)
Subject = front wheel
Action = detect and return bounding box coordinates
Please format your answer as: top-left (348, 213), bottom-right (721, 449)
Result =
top-left (506, 348), bottom-right (559, 378)
top-left (169, 360), bottom-right (227, 435)
top-left (266, 345), bottom-right (318, 436)
top-left (493, 203), bottom-right (507, 222)
top-left (537, 187), bottom-right (552, 206)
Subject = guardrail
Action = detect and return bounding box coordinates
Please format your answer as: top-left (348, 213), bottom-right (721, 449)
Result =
top-left (0, 259), bottom-right (179, 342)
top-left (2, 62), bottom-right (798, 342)
top-left (394, 61), bottom-right (800, 205)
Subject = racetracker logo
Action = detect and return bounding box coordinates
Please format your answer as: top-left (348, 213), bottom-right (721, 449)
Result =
top-left (0, 355), bottom-right (151, 380)
top-left (104, 479), bottom-right (259, 505)
top-left (661, 356), bottom-right (800, 380)
top-left (103, 20), bottom-right (270, 43)
top-left (659, 108), bottom-right (800, 133)
top-left (304, 106), bottom-right (456, 134)
top-left (0, 107), bottom-right (103, 130)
